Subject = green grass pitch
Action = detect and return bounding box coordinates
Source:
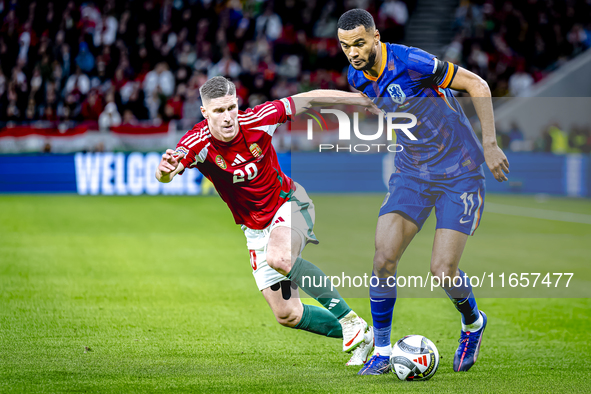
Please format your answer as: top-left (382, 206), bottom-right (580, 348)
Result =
top-left (1, 193), bottom-right (590, 393)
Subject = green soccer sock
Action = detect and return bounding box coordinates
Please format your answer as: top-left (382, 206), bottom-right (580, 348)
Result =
top-left (287, 257), bottom-right (352, 320)
top-left (294, 304), bottom-right (343, 338)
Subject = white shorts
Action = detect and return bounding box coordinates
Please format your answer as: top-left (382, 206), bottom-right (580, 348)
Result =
top-left (242, 182), bottom-right (318, 291)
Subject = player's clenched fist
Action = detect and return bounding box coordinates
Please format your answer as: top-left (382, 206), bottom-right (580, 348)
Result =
top-left (155, 149), bottom-right (185, 183)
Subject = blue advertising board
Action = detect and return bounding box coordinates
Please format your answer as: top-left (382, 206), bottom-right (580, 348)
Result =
top-left (0, 152), bottom-right (588, 197)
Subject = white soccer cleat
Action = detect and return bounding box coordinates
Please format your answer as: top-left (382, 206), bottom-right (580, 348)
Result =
top-left (346, 326), bottom-right (375, 366)
top-left (339, 311), bottom-right (369, 353)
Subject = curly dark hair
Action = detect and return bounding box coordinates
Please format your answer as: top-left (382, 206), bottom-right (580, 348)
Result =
top-left (337, 9), bottom-right (376, 32)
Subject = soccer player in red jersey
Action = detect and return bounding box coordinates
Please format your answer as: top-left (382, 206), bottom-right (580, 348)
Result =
top-left (156, 76), bottom-right (376, 365)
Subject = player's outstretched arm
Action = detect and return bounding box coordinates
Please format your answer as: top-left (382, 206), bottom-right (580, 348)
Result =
top-left (155, 149), bottom-right (185, 183)
top-left (450, 68), bottom-right (510, 182)
top-left (291, 89), bottom-right (380, 116)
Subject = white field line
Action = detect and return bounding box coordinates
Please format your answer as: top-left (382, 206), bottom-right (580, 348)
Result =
top-left (484, 203), bottom-right (591, 225)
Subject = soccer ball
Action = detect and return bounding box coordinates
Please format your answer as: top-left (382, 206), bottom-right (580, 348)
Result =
top-left (390, 335), bottom-right (439, 381)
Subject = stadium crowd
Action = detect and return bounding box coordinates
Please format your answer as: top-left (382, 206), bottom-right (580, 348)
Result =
top-left (447, 0), bottom-right (591, 97)
top-left (0, 0), bottom-right (590, 153)
top-left (0, 0), bottom-right (412, 128)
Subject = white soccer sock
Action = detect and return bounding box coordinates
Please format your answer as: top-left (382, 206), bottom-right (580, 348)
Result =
top-left (462, 313), bottom-right (483, 332)
top-left (374, 345), bottom-right (392, 357)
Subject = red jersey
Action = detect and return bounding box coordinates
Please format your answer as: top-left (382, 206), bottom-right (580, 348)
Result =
top-left (175, 97), bottom-right (295, 230)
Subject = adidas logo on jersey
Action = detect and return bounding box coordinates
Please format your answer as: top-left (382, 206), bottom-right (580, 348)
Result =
top-left (328, 298), bottom-right (340, 310)
top-left (232, 154), bottom-right (247, 166)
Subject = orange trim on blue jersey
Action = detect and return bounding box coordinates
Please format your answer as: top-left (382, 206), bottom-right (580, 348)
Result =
top-left (439, 62), bottom-right (457, 89)
top-left (363, 42), bottom-right (387, 82)
top-left (471, 188), bottom-right (483, 235)
top-left (434, 87), bottom-right (457, 113)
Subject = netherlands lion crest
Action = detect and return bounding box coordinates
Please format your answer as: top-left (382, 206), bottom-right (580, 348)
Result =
top-left (387, 84), bottom-right (406, 105)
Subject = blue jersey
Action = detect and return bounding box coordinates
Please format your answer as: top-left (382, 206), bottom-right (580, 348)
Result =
top-left (347, 42), bottom-right (485, 180)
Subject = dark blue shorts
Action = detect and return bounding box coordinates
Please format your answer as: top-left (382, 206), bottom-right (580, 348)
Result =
top-left (379, 166), bottom-right (486, 235)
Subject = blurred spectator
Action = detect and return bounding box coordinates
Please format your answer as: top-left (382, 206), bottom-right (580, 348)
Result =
top-left (491, 79), bottom-right (509, 97)
top-left (547, 123), bottom-right (568, 154)
top-left (25, 98), bottom-right (37, 120)
top-left (568, 125), bottom-right (588, 153)
top-left (60, 44), bottom-right (72, 79)
top-left (65, 67), bottom-right (90, 96)
top-left (508, 64), bottom-right (534, 97)
top-left (378, 0), bottom-right (408, 42)
top-left (584, 127), bottom-right (591, 154)
top-left (59, 90), bottom-right (82, 121)
top-left (124, 84), bottom-right (149, 120)
top-left (18, 22), bottom-right (34, 65)
top-left (50, 61), bottom-right (63, 92)
top-left (182, 87), bottom-right (202, 125)
top-left (177, 42), bottom-right (197, 69)
top-left (43, 83), bottom-right (59, 115)
top-left (12, 61), bottom-right (27, 93)
top-left (81, 89), bottom-right (104, 121)
top-left (146, 88), bottom-right (165, 120)
top-left (508, 122), bottom-right (524, 143)
top-left (444, 34), bottom-right (463, 64)
top-left (75, 42), bottom-right (95, 73)
top-left (507, 122), bottom-right (525, 151)
top-left (314, 2), bottom-right (339, 39)
top-left (42, 142), bottom-right (52, 153)
top-left (194, 42), bottom-right (214, 73)
top-left (209, 48), bottom-right (242, 79)
top-left (79, 2), bottom-right (102, 39)
top-left (277, 55), bottom-right (301, 80)
top-left (467, 44), bottom-right (488, 78)
top-left (255, 4), bottom-right (283, 41)
top-left (122, 109), bottom-right (138, 125)
top-left (99, 102), bottom-right (122, 131)
top-left (0, 69), bottom-right (6, 97)
top-left (94, 13), bottom-right (118, 47)
top-left (42, 106), bottom-right (58, 122)
top-left (143, 62), bottom-right (175, 98)
top-left (234, 79), bottom-right (249, 107)
top-left (271, 78), bottom-right (297, 99)
top-left (29, 67), bottom-right (42, 95)
top-left (112, 68), bottom-right (128, 92)
top-left (536, 130), bottom-right (553, 153)
top-left (164, 85), bottom-right (185, 121)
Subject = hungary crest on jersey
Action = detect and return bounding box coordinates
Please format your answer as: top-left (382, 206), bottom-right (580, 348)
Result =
top-left (249, 143), bottom-right (262, 158)
top-left (215, 155), bottom-right (227, 169)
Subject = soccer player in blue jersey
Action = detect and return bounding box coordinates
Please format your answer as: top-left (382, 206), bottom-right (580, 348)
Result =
top-left (335, 9), bottom-right (510, 374)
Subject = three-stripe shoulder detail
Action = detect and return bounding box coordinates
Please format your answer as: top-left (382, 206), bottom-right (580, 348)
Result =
top-left (180, 126), bottom-right (211, 148)
top-left (237, 103), bottom-right (278, 126)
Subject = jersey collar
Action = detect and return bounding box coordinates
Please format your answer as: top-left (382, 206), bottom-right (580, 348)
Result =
top-left (362, 42), bottom-right (387, 82)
